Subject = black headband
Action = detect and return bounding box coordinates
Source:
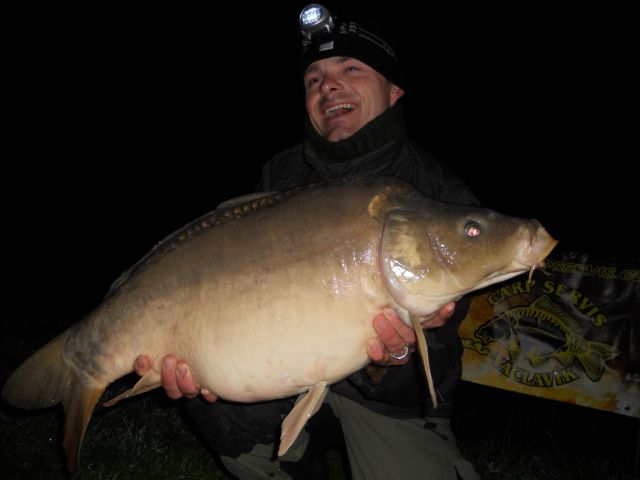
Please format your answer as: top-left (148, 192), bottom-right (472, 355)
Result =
top-left (300, 12), bottom-right (405, 89)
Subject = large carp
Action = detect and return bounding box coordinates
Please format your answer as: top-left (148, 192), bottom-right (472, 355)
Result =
top-left (2, 177), bottom-right (557, 471)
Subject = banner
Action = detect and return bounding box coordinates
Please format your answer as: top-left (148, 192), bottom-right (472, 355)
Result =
top-left (460, 251), bottom-right (639, 418)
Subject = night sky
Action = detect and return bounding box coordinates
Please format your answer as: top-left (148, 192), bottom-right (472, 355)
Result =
top-left (5, 1), bottom-right (635, 321)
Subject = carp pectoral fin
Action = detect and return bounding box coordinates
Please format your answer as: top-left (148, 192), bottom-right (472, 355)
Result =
top-left (103, 370), bottom-right (162, 407)
top-left (278, 381), bottom-right (328, 457)
top-left (410, 315), bottom-right (438, 409)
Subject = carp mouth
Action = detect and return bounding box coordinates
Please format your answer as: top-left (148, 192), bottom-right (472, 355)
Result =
top-left (521, 223), bottom-right (559, 281)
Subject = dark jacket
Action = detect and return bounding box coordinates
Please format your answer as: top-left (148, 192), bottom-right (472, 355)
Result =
top-left (258, 104), bottom-right (479, 418)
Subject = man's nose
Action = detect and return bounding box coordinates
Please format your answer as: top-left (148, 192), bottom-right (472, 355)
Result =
top-left (319, 75), bottom-right (340, 96)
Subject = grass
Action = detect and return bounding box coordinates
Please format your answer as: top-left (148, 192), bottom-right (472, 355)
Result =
top-left (452, 383), bottom-right (638, 480)
top-left (2, 381), bottom-right (637, 479)
top-left (1, 392), bottom-right (224, 480)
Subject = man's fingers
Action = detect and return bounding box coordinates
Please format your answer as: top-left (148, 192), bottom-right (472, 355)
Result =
top-left (175, 362), bottom-right (200, 399)
top-left (370, 312), bottom-right (414, 366)
top-left (134, 355), bottom-right (152, 376)
top-left (373, 315), bottom-right (408, 359)
top-left (141, 354), bottom-right (217, 402)
top-left (200, 389), bottom-right (219, 403)
top-left (366, 338), bottom-right (386, 364)
top-left (381, 308), bottom-right (416, 345)
top-left (160, 356), bottom-right (183, 399)
top-left (421, 302), bottom-right (455, 329)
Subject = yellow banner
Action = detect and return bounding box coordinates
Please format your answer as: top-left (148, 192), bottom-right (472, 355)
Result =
top-left (460, 251), bottom-right (639, 418)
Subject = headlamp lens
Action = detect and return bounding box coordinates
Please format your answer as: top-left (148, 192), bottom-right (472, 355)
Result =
top-left (300, 5), bottom-right (324, 27)
top-left (299, 4), bottom-right (334, 39)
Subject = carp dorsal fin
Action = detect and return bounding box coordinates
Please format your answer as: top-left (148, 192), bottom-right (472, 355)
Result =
top-left (215, 192), bottom-right (277, 211)
top-left (410, 314), bottom-right (439, 409)
top-left (102, 369), bottom-right (161, 407)
top-left (279, 381), bottom-right (328, 457)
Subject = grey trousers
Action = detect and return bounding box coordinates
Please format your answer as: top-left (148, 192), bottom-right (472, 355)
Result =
top-left (219, 392), bottom-right (480, 480)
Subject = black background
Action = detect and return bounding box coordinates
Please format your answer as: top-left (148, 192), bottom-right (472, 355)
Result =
top-left (5, 1), bottom-right (636, 326)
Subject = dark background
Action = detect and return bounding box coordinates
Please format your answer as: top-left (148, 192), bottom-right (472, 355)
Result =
top-left (5, 1), bottom-right (635, 317)
top-left (4, 2), bottom-right (635, 361)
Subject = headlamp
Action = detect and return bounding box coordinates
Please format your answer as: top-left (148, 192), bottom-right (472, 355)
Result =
top-left (299, 4), bottom-right (335, 43)
top-left (298, 3), bottom-right (405, 88)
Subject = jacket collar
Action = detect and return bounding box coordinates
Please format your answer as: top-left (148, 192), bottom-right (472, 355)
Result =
top-left (303, 103), bottom-right (408, 166)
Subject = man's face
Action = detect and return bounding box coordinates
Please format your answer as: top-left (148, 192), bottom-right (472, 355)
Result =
top-left (303, 56), bottom-right (405, 142)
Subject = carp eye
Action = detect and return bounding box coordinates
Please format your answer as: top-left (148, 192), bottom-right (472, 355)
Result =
top-left (464, 221), bottom-right (482, 237)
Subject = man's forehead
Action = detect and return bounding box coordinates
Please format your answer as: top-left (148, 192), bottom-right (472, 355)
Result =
top-left (304, 56), bottom-right (367, 75)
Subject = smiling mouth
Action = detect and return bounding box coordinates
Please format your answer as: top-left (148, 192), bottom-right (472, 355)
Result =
top-left (325, 103), bottom-right (355, 118)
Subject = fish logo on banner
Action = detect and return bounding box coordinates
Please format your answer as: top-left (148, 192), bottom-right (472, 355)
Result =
top-left (464, 292), bottom-right (620, 388)
top-left (461, 253), bottom-right (639, 418)
top-left (475, 295), bottom-right (620, 387)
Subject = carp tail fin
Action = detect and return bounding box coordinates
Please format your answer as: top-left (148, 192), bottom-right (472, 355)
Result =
top-left (62, 382), bottom-right (105, 471)
top-left (1, 330), bottom-right (106, 471)
top-left (2, 331), bottom-right (73, 409)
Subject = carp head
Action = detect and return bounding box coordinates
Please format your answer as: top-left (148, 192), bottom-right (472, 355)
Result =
top-left (379, 203), bottom-right (558, 319)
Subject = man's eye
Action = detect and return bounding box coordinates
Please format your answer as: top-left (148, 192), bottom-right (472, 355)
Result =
top-left (346, 66), bottom-right (360, 72)
top-left (306, 78), bottom-right (319, 87)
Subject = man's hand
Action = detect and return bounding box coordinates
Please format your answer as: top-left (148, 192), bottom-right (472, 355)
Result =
top-left (419, 301), bottom-right (455, 329)
top-left (366, 302), bottom-right (455, 367)
top-left (133, 354), bottom-right (218, 403)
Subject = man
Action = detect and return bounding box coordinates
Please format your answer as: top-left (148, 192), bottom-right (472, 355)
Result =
top-left (136, 5), bottom-right (480, 479)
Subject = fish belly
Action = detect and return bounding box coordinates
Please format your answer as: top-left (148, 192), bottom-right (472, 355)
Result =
top-left (189, 265), bottom-right (381, 402)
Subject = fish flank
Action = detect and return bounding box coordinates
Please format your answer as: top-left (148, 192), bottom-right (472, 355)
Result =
top-left (64, 322), bottom-right (109, 382)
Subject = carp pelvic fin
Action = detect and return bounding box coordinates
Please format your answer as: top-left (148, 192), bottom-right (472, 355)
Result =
top-left (278, 381), bottom-right (328, 457)
top-left (103, 369), bottom-right (162, 407)
top-left (410, 315), bottom-right (439, 409)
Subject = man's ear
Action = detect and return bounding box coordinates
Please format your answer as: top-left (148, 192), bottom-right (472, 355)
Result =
top-left (390, 84), bottom-right (405, 106)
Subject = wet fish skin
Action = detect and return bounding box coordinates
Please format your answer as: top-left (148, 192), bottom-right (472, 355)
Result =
top-left (1, 177), bottom-right (557, 470)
